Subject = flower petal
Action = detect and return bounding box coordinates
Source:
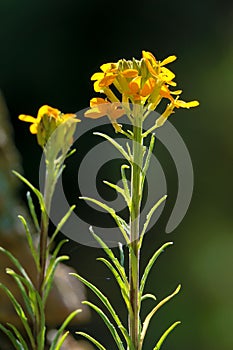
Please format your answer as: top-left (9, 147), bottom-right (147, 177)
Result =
top-left (90, 97), bottom-right (107, 107)
top-left (91, 72), bottom-right (104, 81)
top-left (128, 76), bottom-right (141, 94)
top-left (18, 115), bottom-right (37, 123)
top-left (141, 77), bottom-right (155, 97)
top-left (29, 123), bottom-right (38, 134)
top-left (121, 69), bottom-right (138, 78)
top-left (160, 55), bottom-right (177, 66)
top-left (174, 100), bottom-right (199, 108)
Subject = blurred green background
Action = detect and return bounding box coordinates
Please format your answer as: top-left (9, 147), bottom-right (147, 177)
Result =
top-left (0, 0), bottom-right (233, 349)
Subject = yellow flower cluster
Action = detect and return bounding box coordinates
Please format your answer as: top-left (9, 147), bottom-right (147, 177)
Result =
top-left (85, 50), bottom-right (199, 124)
top-left (19, 105), bottom-right (79, 147)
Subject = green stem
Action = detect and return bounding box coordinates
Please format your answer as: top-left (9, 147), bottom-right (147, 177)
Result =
top-left (129, 105), bottom-right (144, 350)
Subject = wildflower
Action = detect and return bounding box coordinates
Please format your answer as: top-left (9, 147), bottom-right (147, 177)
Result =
top-left (19, 105), bottom-right (79, 147)
top-left (85, 98), bottom-right (125, 132)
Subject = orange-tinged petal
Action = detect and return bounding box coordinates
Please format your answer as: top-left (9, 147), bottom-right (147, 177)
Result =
top-left (141, 77), bottom-right (155, 97)
top-left (85, 107), bottom-right (106, 119)
top-left (170, 90), bottom-right (182, 95)
top-left (100, 63), bottom-right (117, 72)
top-left (160, 55), bottom-right (177, 66)
top-left (94, 80), bottom-right (102, 92)
top-left (121, 69), bottom-right (138, 78)
top-left (62, 113), bottom-right (77, 120)
top-left (18, 115), bottom-right (37, 123)
top-left (128, 76), bottom-right (141, 94)
top-left (90, 97), bottom-right (107, 107)
top-left (91, 72), bottom-right (104, 81)
top-left (38, 105), bottom-right (60, 119)
top-left (99, 74), bottom-right (117, 87)
top-left (144, 58), bottom-right (158, 78)
top-left (142, 50), bottom-right (157, 64)
top-left (29, 123), bottom-right (38, 134)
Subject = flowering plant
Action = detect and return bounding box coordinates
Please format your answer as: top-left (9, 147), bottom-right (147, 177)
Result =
top-left (0, 50), bottom-right (198, 350)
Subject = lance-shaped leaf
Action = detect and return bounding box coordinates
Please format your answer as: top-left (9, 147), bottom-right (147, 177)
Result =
top-left (141, 133), bottom-right (155, 188)
top-left (80, 197), bottom-right (130, 244)
top-left (103, 180), bottom-right (130, 208)
top-left (0, 324), bottom-right (25, 350)
top-left (0, 283), bottom-right (36, 349)
top-left (76, 332), bottom-right (107, 350)
top-left (18, 215), bottom-right (40, 270)
top-left (141, 293), bottom-right (157, 302)
top-left (139, 285), bottom-right (181, 350)
top-left (153, 321), bottom-right (181, 350)
top-left (49, 309), bottom-right (81, 350)
top-left (26, 191), bottom-right (40, 231)
top-left (138, 195), bottom-right (167, 249)
top-left (7, 323), bottom-right (29, 350)
top-left (83, 301), bottom-right (125, 350)
top-left (12, 171), bottom-right (45, 213)
top-left (139, 242), bottom-right (173, 299)
top-left (93, 132), bottom-right (131, 163)
top-left (71, 273), bottom-right (133, 349)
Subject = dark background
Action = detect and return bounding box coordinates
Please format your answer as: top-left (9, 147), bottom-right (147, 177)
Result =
top-left (0, 0), bottom-right (233, 349)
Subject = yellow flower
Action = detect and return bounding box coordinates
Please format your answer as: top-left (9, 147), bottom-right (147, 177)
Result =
top-left (142, 50), bottom-right (177, 85)
top-left (91, 63), bottom-right (118, 92)
top-left (19, 105), bottom-right (79, 147)
top-left (127, 76), bottom-right (156, 101)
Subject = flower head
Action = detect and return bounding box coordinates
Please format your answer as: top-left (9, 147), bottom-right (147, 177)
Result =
top-left (19, 105), bottom-right (79, 147)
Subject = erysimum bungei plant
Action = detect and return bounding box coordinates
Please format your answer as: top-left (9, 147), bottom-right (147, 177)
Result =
top-left (71, 50), bottom-right (199, 350)
top-left (0, 105), bottom-right (80, 349)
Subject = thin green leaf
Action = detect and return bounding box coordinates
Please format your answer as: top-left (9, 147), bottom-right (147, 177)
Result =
top-left (0, 324), bottom-right (24, 350)
top-left (139, 285), bottom-right (181, 350)
top-left (48, 206), bottom-right (75, 249)
top-left (43, 255), bottom-right (69, 304)
top-left (71, 273), bottom-right (133, 349)
top-left (139, 195), bottom-right (167, 249)
top-left (93, 132), bottom-right (131, 163)
top-left (141, 133), bottom-right (155, 188)
top-left (12, 171), bottom-right (45, 213)
top-left (141, 293), bottom-right (157, 302)
top-left (121, 164), bottom-right (131, 207)
top-left (103, 180), bottom-right (130, 207)
top-left (0, 247), bottom-right (34, 288)
top-left (139, 242), bottom-right (173, 298)
top-left (35, 291), bottom-right (46, 350)
top-left (49, 310), bottom-right (81, 350)
top-left (83, 301), bottom-right (125, 350)
top-left (153, 321), bottom-right (181, 350)
top-left (76, 332), bottom-right (107, 350)
top-left (97, 257), bottom-right (133, 318)
top-left (118, 242), bottom-right (124, 267)
top-left (7, 323), bottom-right (29, 350)
top-left (0, 283), bottom-right (36, 349)
top-left (53, 331), bottom-right (69, 350)
top-left (6, 268), bottom-right (34, 319)
top-left (80, 197), bottom-right (130, 244)
top-left (91, 231), bottom-right (129, 288)
top-left (26, 191), bottom-right (40, 231)
top-left (18, 215), bottom-right (40, 270)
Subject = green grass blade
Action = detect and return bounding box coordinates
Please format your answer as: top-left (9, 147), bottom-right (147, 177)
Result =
top-left (80, 197), bottom-right (130, 244)
top-left (26, 191), bottom-right (40, 232)
top-left (49, 310), bottom-right (81, 350)
top-left (7, 323), bottom-right (29, 350)
top-left (153, 321), bottom-right (181, 350)
top-left (35, 291), bottom-right (46, 350)
top-left (83, 301), bottom-right (125, 350)
top-left (139, 242), bottom-right (173, 298)
top-left (0, 324), bottom-right (24, 350)
top-left (18, 215), bottom-right (40, 270)
top-left (138, 195), bottom-right (167, 249)
top-left (139, 285), bottom-right (181, 350)
top-left (53, 331), bottom-right (69, 350)
top-left (76, 332), bottom-right (107, 350)
top-left (71, 273), bottom-right (133, 349)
